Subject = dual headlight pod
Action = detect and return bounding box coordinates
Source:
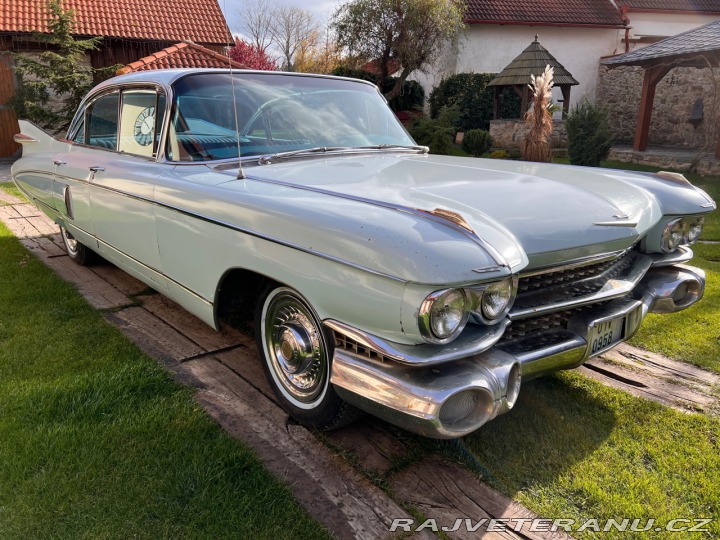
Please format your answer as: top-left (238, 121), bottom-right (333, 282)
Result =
top-left (419, 277), bottom-right (516, 344)
top-left (661, 216), bottom-right (705, 252)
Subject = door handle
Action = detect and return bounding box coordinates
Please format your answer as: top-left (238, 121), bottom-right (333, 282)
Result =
top-left (53, 159), bottom-right (66, 166)
top-left (89, 166), bottom-right (105, 172)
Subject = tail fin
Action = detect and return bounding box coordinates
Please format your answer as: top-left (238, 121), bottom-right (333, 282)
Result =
top-left (15, 120), bottom-right (71, 155)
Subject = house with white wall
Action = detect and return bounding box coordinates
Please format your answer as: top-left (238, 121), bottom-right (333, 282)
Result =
top-left (414, 0), bottom-right (720, 108)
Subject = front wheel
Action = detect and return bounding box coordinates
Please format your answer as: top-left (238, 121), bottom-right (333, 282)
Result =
top-left (255, 285), bottom-right (360, 430)
top-left (60, 226), bottom-right (97, 266)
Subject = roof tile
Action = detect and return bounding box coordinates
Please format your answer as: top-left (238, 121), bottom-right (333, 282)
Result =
top-left (617, 0), bottom-right (720, 11)
top-left (465, 0), bottom-right (626, 26)
top-left (118, 40), bottom-right (245, 73)
top-left (0, 0), bottom-right (231, 45)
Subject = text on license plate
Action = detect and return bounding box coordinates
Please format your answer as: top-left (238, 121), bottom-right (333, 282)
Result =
top-left (589, 317), bottom-right (625, 355)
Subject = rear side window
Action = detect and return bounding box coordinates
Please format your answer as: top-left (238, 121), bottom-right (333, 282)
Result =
top-left (86, 93), bottom-right (119, 150)
top-left (119, 90), bottom-right (163, 158)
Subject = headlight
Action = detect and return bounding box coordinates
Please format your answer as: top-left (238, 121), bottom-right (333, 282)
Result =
top-left (685, 216), bottom-right (704, 244)
top-left (481, 278), bottom-right (514, 320)
top-left (419, 288), bottom-right (469, 343)
top-left (661, 218), bottom-right (684, 252)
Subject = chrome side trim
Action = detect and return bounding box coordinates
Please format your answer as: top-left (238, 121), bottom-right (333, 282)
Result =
top-left (244, 173), bottom-right (510, 268)
top-left (325, 318), bottom-right (510, 366)
top-left (510, 254), bottom-right (652, 320)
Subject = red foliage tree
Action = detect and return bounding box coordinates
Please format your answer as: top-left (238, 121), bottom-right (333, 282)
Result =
top-left (228, 37), bottom-right (278, 70)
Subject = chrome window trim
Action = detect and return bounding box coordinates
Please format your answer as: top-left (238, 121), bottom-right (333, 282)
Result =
top-left (66, 82), bottom-right (172, 163)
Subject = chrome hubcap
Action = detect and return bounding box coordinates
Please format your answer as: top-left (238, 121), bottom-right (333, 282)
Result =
top-left (263, 291), bottom-right (327, 404)
top-left (61, 227), bottom-right (78, 253)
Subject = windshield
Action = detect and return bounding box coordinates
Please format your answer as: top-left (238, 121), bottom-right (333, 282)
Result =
top-left (167, 72), bottom-right (416, 162)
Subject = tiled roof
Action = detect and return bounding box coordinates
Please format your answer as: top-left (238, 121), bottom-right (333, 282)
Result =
top-left (603, 19), bottom-right (720, 65)
top-left (117, 41), bottom-right (244, 74)
top-left (465, 0), bottom-right (627, 26)
top-left (489, 36), bottom-right (579, 86)
top-left (617, 0), bottom-right (720, 11)
top-left (0, 0), bottom-right (231, 45)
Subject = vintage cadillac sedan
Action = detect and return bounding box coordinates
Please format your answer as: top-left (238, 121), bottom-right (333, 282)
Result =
top-left (12, 69), bottom-right (714, 438)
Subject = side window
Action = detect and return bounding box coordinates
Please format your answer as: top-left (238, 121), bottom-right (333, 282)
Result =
top-left (119, 90), bottom-right (161, 158)
top-left (86, 93), bottom-right (119, 150)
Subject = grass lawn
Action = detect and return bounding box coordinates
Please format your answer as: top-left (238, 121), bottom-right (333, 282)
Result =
top-left (0, 181), bottom-right (26, 203)
top-left (0, 220), bottom-right (328, 539)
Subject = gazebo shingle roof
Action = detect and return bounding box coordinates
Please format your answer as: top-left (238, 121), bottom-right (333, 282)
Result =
top-left (603, 19), bottom-right (720, 66)
top-left (489, 36), bottom-right (579, 86)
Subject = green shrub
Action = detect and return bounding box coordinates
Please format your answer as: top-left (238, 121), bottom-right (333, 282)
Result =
top-left (488, 149), bottom-right (510, 159)
top-left (565, 99), bottom-right (615, 167)
top-left (461, 129), bottom-right (492, 157)
top-left (429, 73), bottom-right (521, 132)
top-left (407, 110), bottom-right (454, 155)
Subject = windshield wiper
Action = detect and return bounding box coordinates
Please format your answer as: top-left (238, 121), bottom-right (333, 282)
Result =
top-left (257, 144), bottom-right (429, 165)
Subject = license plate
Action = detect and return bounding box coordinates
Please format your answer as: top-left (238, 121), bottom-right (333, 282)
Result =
top-left (588, 316), bottom-right (625, 355)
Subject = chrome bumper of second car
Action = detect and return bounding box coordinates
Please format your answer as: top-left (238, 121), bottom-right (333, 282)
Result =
top-left (328, 263), bottom-right (705, 439)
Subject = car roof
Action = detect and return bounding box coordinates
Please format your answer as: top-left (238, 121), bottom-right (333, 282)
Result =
top-left (92, 68), bottom-right (378, 94)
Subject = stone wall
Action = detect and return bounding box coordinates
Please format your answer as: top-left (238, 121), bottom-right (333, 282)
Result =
top-left (489, 119), bottom-right (568, 151)
top-left (597, 64), bottom-right (720, 150)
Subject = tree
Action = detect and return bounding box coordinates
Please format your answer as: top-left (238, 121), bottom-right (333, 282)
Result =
top-left (270, 6), bottom-right (319, 72)
top-left (229, 37), bottom-right (278, 71)
top-left (239, 0), bottom-right (275, 54)
top-left (9, 0), bottom-right (116, 132)
top-left (293, 28), bottom-right (343, 74)
top-left (332, 0), bottom-right (465, 100)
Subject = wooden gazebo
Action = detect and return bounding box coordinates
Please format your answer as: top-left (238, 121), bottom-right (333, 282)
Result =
top-left (489, 35), bottom-right (579, 119)
top-left (602, 20), bottom-right (720, 159)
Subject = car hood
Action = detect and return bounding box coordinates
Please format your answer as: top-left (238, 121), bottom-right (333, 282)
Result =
top-left (237, 153), bottom-right (669, 268)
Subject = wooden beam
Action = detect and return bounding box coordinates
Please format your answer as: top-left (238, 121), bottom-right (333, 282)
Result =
top-left (634, 65), bottom-right (672, 152)
top-left (561, 86), bottom-right (571, 118)
top-left (493, 85), bottom-right (499, 120)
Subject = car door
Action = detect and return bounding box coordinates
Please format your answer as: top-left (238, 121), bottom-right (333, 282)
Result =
top-left (53, 91), bottom-right (120, 250)
top-left (88, 88), bottom-right (168, 290)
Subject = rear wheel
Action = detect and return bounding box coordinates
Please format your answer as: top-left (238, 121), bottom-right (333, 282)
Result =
top-left (60, 226), bottom-right (96, 266)
top-left (255, 285), bottom-right (360, 430)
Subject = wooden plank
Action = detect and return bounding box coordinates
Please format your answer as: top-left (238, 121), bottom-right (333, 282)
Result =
top-left (137, 293), bottom-right (245, 353)
top-left (105, 306), bottom-right (204, 362)
top-left (0, 204), bottom-right (45, 239)
top-left (208, 348), bottom-right (276, 402)
top-left (390, 457), bottom-right (574, 540)
top-left (90, 262), bottom-right (149, 297)
top-left (19, 236), bottom-right (67, 259)
top-left (184, 358), bottom-right (435, 540)
top-left (41, 254), bottom-right (134, 310)
top-left (604, 343), bottom-right (719, 389)
top-left (578, 359), bottom-right (717, 412)
top-left (328, 420), bottom-right (409, 475)
top-left (0, 189), bottom-right (23, 205)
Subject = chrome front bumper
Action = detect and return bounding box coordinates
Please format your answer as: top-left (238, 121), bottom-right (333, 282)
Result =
top-left (328, 264), bottom-right (706, 439)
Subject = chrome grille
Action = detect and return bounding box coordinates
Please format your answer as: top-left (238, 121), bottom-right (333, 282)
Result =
top-left (333, 331), bottom-right (393, 363)
top-left (501, 304), bottom-right (602, 342)
top-left (513, 249), bottom-right (638, 311)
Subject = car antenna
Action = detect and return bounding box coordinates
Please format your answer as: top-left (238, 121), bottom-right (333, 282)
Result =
top-left (226, 9), bottom-right (246, 179)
